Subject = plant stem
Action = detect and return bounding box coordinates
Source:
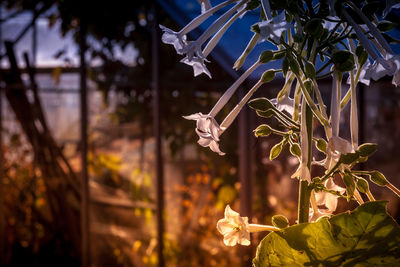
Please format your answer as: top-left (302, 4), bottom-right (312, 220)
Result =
top-left (387, 183), bottom-right (400, 198)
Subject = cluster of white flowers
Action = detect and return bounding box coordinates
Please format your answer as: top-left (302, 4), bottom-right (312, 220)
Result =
top-left (161, 0), bottom-right (400, 246)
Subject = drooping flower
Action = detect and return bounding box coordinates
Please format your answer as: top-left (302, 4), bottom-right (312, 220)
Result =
top-left (270, 94), bottom-right (295, 115)
top-left (365, 56), bottom-right (398, 81)
top-left (315, 178), bottom-right (345, 214)
top-left (258, 11), bottom-right (292, 44)
top-left (183, 113), bottom-right (225, 155)
top-left (383, 0), bottom-right (400, 17)
top-left (291, 97), bottom-right (311, 182)
top-left (181, 1), bottom-right (247, 77)
top-left (180, 55), bottom-right (211, 78)
top-left (183, 60), bottom-right (261, 155)
top-left (216, 205), bottom-right (279, 246)
top-left (324, 136), bottom-right (354, 170)
top-left (159, 0), bottom-right (237, 55)
top-left (347, 61), bottom-right (371, 86)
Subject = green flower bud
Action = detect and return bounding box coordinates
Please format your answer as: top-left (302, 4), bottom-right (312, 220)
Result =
top-left (254, 124), bottom-right (272, 137)
top-left (356, 177), bottom-right (369, 194)
top-left (248, 98), bottom-right (274, 111)
top-left (261, 69), bottom-right (277, 83)
top-left (369, 171), bottom-right (389, 186)
top-left (272, 215), bottom-right (289, 229)
top-left (259, 50), bottom-right (274, 63)
top-left (343, 172), bottom-right (355, 199)
top-left (305, 61), bottom-right (316, 79)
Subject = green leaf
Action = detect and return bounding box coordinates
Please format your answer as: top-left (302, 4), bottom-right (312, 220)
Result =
top-left (289, 143), bottom-right (301, 158)
top-left (253, 201), bottom-right (400, 267)
top-left (270, 142), bottom-right (283, 160)
top-left (315, 138), bottom-right (327, 153)
top-left (339, 152), bottom-right (360, 165)
top-left (248, 98), bottom-right (274, 111)
top-left (377, 21), bottom-right (397, 32)
top-left (357, 143), bottom-right (378, 157)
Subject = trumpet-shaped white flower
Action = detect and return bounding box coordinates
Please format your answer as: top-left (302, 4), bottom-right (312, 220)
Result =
top-left (323, 136), bottom-right (354, 170)
top-left (184, 61), bottom-right (261, 155)
top-left (315, 178), bottom-right (345, 213)
top-left (383, 0), bottom-right (400, 17)
top-left (180, 55), bottom-right (211, 78)
top-left (292, 97), bottom-right (311, 182)
top-left (258, 12), bottom-right (292, 44)
top-left (182, 1), bottom-right (247, 77)
top-left (160, 0), bottom-right (236, 55)
top-left (365, 57), bottom-right (397, 81)
top-left (270, 94), bottom-right (295, 115)
top-left (347, 61), bottom-right (371, 86)
top-left (159, 25), bottom-right (188, 55)
top-left (216, 205), bottom-right (279, 246)
top-left (183, 112), bottom-right (225, 155)
top-left (309, 179), bottom-right (345, 222)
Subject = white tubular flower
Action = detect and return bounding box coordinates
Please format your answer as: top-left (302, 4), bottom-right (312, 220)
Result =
top-left (365, 57), bottom-right (397, 81)
top-left (383, 0), bottom-right (400, 17)
top-left (159, 0), bottom-right (236, 54)
top-left (202, 7), bottom-right (247, 58)
top-left (234, 32), bottom-right (259, 70)
top-left (315, 178), bottom-right (346, 213)
top-left (261, 0), bottom-right (272, 20)
top-left (323, 16), bottom-right (341, 31)
top-left (180, 55), bottom-right (211, 78)
top-left (258, 12), bottom-right (292, 44)
top-left (341, 8), bottom-right (379, 61)
top-left (182, 1), bottom-right (247, 77)
top-left (323, 136), bottom-right (354, 170)
top-left (184, 1), bottom-right (246, 61)
top-left (270, 94), bottom-right (295, 115)
top-left (291, 97), bottom-right (311, 182)
top-left (347, 61), bottom-right (371, 86)
top-left (183, 112), bottom-right (225, 155)
top-left (216, 205), bottom-right (279, 246)
top-left (349, 3), bottom-right (393, 54)
top-left (183, 60), bottom-right (261, 155)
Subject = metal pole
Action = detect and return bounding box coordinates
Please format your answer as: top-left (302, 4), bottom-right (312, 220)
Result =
top-left (238, 87), bottom-right (252, 266)
top-left (79, 17), bottom-right (89, 267)
top-left (151, 3), bottom-right (165, 267)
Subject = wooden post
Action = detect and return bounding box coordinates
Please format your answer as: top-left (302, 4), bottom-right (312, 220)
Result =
top-left (0, 7), bottom-right (6, 265)
top-left (79, 17), bottom-right (90, 267)
top-left (151, 3), bottom-right (165, 267)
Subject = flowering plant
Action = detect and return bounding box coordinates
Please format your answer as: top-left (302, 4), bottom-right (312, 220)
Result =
top-left (161, 0), bottom-right (400, 265)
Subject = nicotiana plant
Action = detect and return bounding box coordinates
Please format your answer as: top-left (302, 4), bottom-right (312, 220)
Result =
top-left (161, 0), bottom-right (400, 265)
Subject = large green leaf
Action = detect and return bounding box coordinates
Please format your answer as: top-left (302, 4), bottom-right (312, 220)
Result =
top-left (253, 201), bottom-right (400, 267)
